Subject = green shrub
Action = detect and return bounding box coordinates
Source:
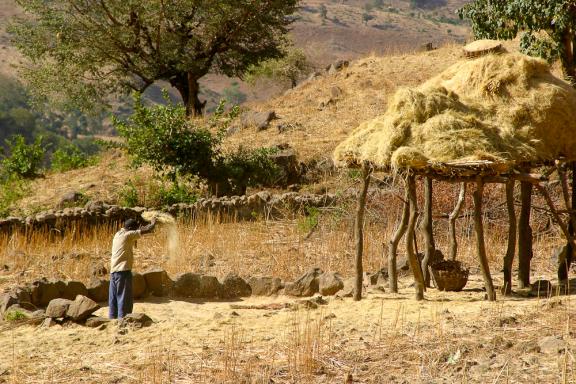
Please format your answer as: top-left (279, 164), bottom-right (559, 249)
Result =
top-left (0, 177), bottom-right (28, 217)
top-left (118, 180), bottom-right (140, 207)
top-left (153, 182), bottom-right (198, 207)
top-left (1, 135), bottom-right (45, 179)
top-left (4, 308), bottom-right (27, 322)
top-left (298, 206), bottom-right (320, 233)
top-left (51, 144), bottom-right (96, 172)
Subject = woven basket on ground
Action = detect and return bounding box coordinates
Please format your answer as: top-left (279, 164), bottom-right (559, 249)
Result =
top-left (431, 260), bottom-right (469, 292)
top-left (463, 39), bottom-right (503, 59)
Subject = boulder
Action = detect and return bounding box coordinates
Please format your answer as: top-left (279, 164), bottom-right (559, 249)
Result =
top-left (247, 276), bottom-right (284, 296)
top-left (143, 268), bottom-right (173, 297)
top-left (221, 274), bottom-right (252, 298)
top-left (66, 295), bottom-right (100, 321)
top-left (172, 273), bottom-right (223, 298)
top-left (46, 298), bottom-right (73, 318)
top-left (326, 59), bottom-right (349, 74)
top-left (531, 280), bottom-right (552, 296)
top-left (369, 269), bottom-right (388, 286)
top-left (87, 278), bottom-right (109, 302)
top-left (57, 191), bottom-right (84, 209)
top-left (29, 279), bottom-right (65, 307)
top-left (84, 200), bottom-right (108, 213)
top-left (538, 336), bottom-right (566, 354)
top-left (284, 268), bottom-right (322, 297)
top-left (240, 110), bottom-right (277, 131)
top-left (119, 313), bottom-right (153, 329)
top-left (0, 292), bottom-right (18, 316)
top-left (319, 272), bottom-right (344, 296)
top-left (41, 317), bottom-right (60, 328)
top-left (132, 272), bottom-right (146, 299)
top-left (85, 316), bottom-right (111, 328)
top-left (60, 281), bottom-right (89, 300)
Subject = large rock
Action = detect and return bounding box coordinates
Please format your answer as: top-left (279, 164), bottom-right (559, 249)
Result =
top-left (46, 298), bottom-right (73, 318)
top-left (119, 313), bottom-right (153, 328)
top-left (57, 191), bottom-right (84, 209)
top-left (60, 281), bottom-right (89, 300)
top-left (221, 274), bottom-right (252, 298)
top-left (172, 273), bottom-right (223, 298)
top-left (240, 110), bottom-right (277, 131)
top-left (531, 280), bottom-right (552, 296)
top-left (85, 316), bottom-right (110, 328)
top-left (132, 272), bottom-right (146, 299)
top-left (66, 295), bottom-right (100, 321)
top-left (319, 272), bottom-right (344, 296)
top-left (143, 268), bottom-right (173, 297)
top-left (29, 279), bottom-right (65, 307)
top-left (0, 293), bottom-right (19, 316)
top-left (284, 268), bottom-right (322, 297)
top-left (87, 278), bottom-right (109, 303)
top-left (0, 286), bottom-right (32, 315)
top-left (247, 276), bottom-right (284, 296)
top-left (538, 336), bottom-right (566, 354)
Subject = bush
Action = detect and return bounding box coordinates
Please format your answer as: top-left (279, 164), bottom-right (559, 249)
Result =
top-left (115, 93), bottom-right (281, 196)
top-left (153, 182), bottom-right (198, 207)
top-left (4, 309), bottom-right (27, 322)
top-left (118, 180), bottom-right (140, 207)
top-left (51, 144), bottom-right (96, 172)
top-left (1, 135), bottom-right (45, 179)
top-left (0, 177), bottom-right (28, 217)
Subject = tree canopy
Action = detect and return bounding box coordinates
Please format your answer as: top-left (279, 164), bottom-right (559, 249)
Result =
top-left (459, 0), bottom-right (576, 84)
top-left (245, 46), bottom-right (311, 88)
top-left (10, 0), bottom-right (299, 116)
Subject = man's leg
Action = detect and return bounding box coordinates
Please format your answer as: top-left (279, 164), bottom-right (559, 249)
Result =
top-left (117, 271), bottom-right (133, 318)
top-left (108, 273), bottom-right (118, 319)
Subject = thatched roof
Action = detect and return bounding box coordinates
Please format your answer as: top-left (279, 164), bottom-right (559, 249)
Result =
top-left (333, 50), bottom-right (576, 177)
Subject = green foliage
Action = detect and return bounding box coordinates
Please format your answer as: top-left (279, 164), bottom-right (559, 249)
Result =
top-left (115, 93), bottom-right (280, 196)
top-left (118, 181), bottom-right (140, 208)
top-left (51, 144), bottom-right (97, 172)
top-left (459, 0), bottom-right (576, 83)
top-left (245, 46), bottom-right (312, 88)
top-left (297, 206), bottom-right (320, 233)
top-left (4, 309), bottom-right (27, 322)
top-left (154, 182), bottom-right (198, 207)
top-left (10, 0), bottom-right (299, 115)
top-left (0, 177), bottom-right (29, 217)
top-left (1, 135), bottom-right (45, 179)
top-left (222, 82), bottom-right (247, 106)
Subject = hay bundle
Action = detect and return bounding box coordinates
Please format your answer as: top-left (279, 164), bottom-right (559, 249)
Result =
top-left (334, 51), bottom-right (576, 174)
top-left (141, 211), bottom-right (176, 224)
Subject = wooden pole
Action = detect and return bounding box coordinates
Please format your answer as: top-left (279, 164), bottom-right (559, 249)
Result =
top-left (448, 183), bottom-right (466, 261)
top-left (388, 188), bottom-right (410, 293)
top-left (473, 178), bottom-right (496, 301)
top-left (557, 162), bottom-right (576, 282)
top-left (406, 174), bottom-right (425, 300)
top-left (502, 180), bottom-right (516, 295)
top-left (354, 162), bottom-right (371, 301)
top-left (517, 180), bottom-right (533, 289)
top-left (421, 177), bottom-right (435, 287)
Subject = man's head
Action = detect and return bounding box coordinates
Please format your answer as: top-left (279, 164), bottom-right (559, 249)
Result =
top-left (124, 219), bottom-right (139, 231)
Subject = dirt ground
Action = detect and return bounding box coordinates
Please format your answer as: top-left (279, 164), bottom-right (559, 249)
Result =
top-left (1, 273), bottom-right (574, 384)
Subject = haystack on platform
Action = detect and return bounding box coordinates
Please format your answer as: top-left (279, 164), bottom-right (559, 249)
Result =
top-left (335, 44), bottom-right (576, 302)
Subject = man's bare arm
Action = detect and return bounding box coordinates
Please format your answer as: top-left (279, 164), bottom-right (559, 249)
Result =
top-left (140, 218), bottom-right (157, 234)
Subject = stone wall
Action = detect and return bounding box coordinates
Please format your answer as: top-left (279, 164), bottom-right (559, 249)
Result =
top-left (0, 192), bottom-right (336, 234)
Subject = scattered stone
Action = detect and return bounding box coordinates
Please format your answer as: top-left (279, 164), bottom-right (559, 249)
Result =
top-left (324, 313), bottom-right (337, 320)
top-left (41, 317), bottom-right (59, 328)
top-left (326, 60), bottom-right (349, 74)
top-left (213, 312), bottom-right (223, 320)
top-left (319, 272), bottom-right (344, 295)
top-left (90, 263), bottom-right (108, 277)
top-left (87, 278), bottom-right (110, 303)
top-left (240, 110), bottom-right (277, 131)
top-left (0, 292), bottom-right (19, 316)
top-left (29, 279), bottom-right (65, 307)
top-left (143, 268), bottom-right (173, 297)
top-left (46, 298), bottom-right (73, 318)
top-left (284, 268), bottom-right (322, 297)
top-left (119, 313), bottom-right (153, 329)
top-left (57, 191), bottom-right (84, 209)
top-left (516, 340), bottom-right (540, 354)
top-left (247, 276), bottom-right (284, 296)
top-left (85, 316), bottom-right (111, 328)
top-left (84, 200), bottom-right (108, 213)
top-left (538, 336), bottom-right (566, 354)
top-left (330, 86), bottom-right (343, 98)
top-left (132, 272), bottom-right (147, 299)
top-left (66, 295), bottom-right (100, 322)
top-left (369, 269), bottom-right (389, 286)
top-left (294, 299), bottom-right (318, 310)
top-left (230, 311), bottom-right (240, 317)
top-left (221, 274), bottom-right (252, 298)
top-left (61, 281), bottom-right (89, 300)
top-left (172, 273), bottom-right (223, 298)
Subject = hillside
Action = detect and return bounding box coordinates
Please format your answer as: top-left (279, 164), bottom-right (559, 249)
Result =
top-left (0, 0), bottom-right (472, 109)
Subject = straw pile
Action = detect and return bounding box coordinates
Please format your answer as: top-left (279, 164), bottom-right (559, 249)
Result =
top-left (333, 51), bottom-right (576, 175)
top-left (142, 211), bottom-right (179, 259)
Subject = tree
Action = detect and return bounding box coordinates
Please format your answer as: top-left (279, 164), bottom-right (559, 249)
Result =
top-left (245, 46), bottom-right (312, 88)
top-left (10, 0), bottom-right (299, 116)
top-left (459, 0), bottom-right (576, 84)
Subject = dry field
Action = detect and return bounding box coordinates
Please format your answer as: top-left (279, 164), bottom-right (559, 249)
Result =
top-left (1, 180), bottom-right (575, 383)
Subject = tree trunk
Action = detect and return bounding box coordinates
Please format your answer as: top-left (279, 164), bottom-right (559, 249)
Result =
top-left (449, 183), bottom-right (466, 261)
top-left (473, 178), bottom-right (496, 301)
top-left (171, 72), bottom-right (207, 117)
top-left (558, 162), bottom-right (576, 282)
top-left (517, 181), bottom-right (533, 289)
top-left (561, 30), bottom-right (576, 86)
top-left (406, 175), bottom-right (425, 300)
top-left (421, 177), bottom-right (435, 288)
top-left (502, 180), bottom-right (516, 295)
top-left (354, 163), bottom-right (371, 301)
top-left (388, 188), bottom-right (410, 293)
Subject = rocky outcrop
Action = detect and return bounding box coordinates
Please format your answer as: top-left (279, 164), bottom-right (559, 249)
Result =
top-left (284, 268), bottom-right (323, 297)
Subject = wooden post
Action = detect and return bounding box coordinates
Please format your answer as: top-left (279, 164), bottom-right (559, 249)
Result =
top-left (502, 180), bottom-right (516, 295)
top-left (557, 162), bottom-right (576, 282)
top-left (354, 162), bottom-right (371, 301)
top-left (421, 177), bottom-right (435, 287)
top-left (449, 183), bottom-right (466, 261)
top-left (406, 174), bottom-right (425, 300)
top-left (388, 188), bottom-right (410, 293)
top-left (517, 180), bottom-right (533, 289)
top-left (473, 178), bottom-right (496, 301)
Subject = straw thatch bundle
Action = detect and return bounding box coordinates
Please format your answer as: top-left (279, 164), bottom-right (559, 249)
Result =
top-left (333, 51), bottom-right (576, 175)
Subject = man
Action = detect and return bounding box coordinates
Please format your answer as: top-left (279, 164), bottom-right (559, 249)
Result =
top-left (109, 218), bottom-right (156, 319)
